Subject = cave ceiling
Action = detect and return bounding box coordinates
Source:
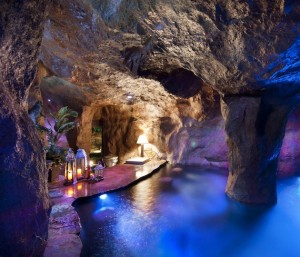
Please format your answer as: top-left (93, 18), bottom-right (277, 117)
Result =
top-left (39, 0), bottom-right (300, 104)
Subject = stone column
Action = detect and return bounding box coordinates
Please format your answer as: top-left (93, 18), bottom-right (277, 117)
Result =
top-left (0, 1), bottom-right (49, 256)
top-left (221, 95), bottom-right (292, 205)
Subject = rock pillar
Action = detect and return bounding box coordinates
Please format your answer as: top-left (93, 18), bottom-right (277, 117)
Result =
top-left (221, 95), bottom-right (292, 205)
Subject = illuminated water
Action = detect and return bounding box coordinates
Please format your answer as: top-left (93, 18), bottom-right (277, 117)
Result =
top-left (74, 165), bottom-right (300, 257)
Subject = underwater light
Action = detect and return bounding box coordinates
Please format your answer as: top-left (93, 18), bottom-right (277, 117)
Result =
top-left (99, 194), bottom-right (107, 200)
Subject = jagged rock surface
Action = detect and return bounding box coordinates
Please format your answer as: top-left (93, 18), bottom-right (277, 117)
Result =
top-left (44, 197), bottom-right (82, 257)
top-left (221, 95), bottom-right (294, 204)
top-left (0, 1), bottom-right (50, 256)
top-left (37, 0), bottom-right (300, 204)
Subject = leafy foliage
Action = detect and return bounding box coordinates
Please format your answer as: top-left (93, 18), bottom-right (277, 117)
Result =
top-left (37, 106), bottom-right (78, 161)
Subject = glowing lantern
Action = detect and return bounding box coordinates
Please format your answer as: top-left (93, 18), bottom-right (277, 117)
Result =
top-left (76, 149), bottom-right (87, 180)
top-left (64, 148), bottom-right (76, 185)
top-left (94, 161), bottom-right (104, 178)
top-left (137, 134), bottom-right (148, 157)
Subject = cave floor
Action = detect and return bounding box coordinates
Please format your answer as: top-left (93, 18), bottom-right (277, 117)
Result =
top-left (44, 160), bottom-right (167, 257)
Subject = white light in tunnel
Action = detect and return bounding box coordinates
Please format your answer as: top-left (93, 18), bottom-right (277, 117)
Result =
top-left (47, 99), bottom-right (51, 102)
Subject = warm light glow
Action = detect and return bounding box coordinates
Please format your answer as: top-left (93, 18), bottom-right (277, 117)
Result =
top-left (67, 171), bottom-right (72, 181)
top-left (89, 160), bottom-right (94, 166)
top-left (136, 171), bottom-right (144, 178)
top-left (137, 134), bottom-right (148, 144)
top-left (77, 168), bottom-right (82, 177)
top-left (67, 188), bottom-right (74, 196)
top-left (132, 175), bottom-right (153, 212)
top-left (77, 184), bottom-right (82, 190)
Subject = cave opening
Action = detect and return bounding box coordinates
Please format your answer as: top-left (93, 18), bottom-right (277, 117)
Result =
top-left (80, 104), bottom-right (143, 167)
top-left (89, 120), bottom-right (103, 164)
top-left (138, 68), bottom-right (205, 98)
top-left (89, 107), bottom-right (104, 165)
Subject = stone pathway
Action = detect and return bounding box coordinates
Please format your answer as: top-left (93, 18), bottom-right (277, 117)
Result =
top-left (44, 160), bottom-right (167, 257)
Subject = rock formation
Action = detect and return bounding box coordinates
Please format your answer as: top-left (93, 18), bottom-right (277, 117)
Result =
top-left (1, 1), bottom-right (300, 256)
top-left (0, 1), bottom-right (50, 256)
top-left (37, 0), bottom-right (300, 205)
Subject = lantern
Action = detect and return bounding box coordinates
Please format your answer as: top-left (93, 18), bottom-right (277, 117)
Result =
top-left (64, 148), bottom-right (76, 185)
top-left (76, 149), bottom-right (87, 180)
top-left (94, 161), bottom-right (104, 178)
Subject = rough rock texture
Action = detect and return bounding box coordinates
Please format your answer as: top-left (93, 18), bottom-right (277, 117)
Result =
top-left (38, 0), bottom-right (220, 165)
top-left (37, 0), bottom-right (300, 204)
top-left (169, 115), bottom-right (227, 168)
top-left (279, 107), bottom-right (300, 177)
top-left (221, 95), bottom-right (294, 204)
top-left (0, 1), bottom-right (50, 256)
top-left (44, 197), bottom-right (82, 257)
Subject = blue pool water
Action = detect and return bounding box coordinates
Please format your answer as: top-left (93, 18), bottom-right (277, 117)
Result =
top-left (74, 165), bottom-right (300, 257)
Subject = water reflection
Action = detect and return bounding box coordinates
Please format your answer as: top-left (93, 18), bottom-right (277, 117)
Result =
top-left (74, 165), bottom-right (300, 257)
top-left (131, 175), bottom-right (156, 213)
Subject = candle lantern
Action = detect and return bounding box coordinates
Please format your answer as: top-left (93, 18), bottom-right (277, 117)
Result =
top-left (76, 149), bottom-right (87, 180)
top-left (64, 148), bottom-right (76, 185)
top-left (94, 161), bottom-right (104, 178)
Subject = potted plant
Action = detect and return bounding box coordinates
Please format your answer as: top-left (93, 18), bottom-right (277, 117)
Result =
top-left (36, 106), bottom-right (78, 182)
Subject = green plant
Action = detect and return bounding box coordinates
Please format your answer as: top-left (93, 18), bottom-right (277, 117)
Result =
top-left (37, 106), bottom-right (78, 161)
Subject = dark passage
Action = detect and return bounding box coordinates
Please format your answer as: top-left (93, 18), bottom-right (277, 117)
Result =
top-left (74, 165), bottom-right (300, 257)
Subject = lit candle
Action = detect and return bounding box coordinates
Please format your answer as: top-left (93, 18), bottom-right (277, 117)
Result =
top-left (77, 168), bottom-right (82, 177)
top-left (67, 171), bottom-right (72, 181)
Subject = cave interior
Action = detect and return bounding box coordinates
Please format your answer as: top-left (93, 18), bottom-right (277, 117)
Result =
top-left (1, 0), bottom-right (300, 256)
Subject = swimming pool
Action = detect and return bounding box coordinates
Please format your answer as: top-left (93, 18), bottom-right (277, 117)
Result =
top-left (74, 165), bottom-right (300, 257)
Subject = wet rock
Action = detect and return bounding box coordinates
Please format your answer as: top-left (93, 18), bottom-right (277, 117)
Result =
top-left (43, 234), bottom-right (82, 257)
top-left (44, 196), bottom-right (82, 257)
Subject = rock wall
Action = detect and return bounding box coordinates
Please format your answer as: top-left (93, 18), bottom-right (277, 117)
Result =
top-left (169, 114), bottom-right (227, 168)
top-left (37, 0), bottom-right (300, 204)
top-left (0, 1), bottom-right (50, 256)
top-left (279, 107), bottom-right (300, 177)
